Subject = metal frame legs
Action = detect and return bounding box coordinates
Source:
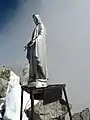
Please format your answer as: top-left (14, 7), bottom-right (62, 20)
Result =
top-left (30, 91), bottom-right (34, 120)
top-left (20, 86), bottom-right (72, 120)
top-left (20, 89), bottom-right (23, 120)
top-left (63, 86), bottom-right (72, 120)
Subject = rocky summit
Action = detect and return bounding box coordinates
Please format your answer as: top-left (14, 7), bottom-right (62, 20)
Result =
top-left (0, 66), bottom-right (10, 104)
top-left (72, 108), bottom-right (90, 120)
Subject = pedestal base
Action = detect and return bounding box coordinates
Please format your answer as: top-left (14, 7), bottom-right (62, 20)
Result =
top-left (20, 84), bottom-right (72, 120)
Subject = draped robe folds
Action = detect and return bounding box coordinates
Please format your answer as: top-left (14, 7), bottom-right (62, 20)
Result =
top-left (26, 15), bottom-right (48, 82)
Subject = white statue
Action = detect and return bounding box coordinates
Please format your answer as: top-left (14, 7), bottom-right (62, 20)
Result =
top-left (25, 14), bottom-right (48, 87)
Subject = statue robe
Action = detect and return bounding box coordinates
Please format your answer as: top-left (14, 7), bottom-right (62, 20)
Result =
top-left (26, 15), bottom-right (48, 83)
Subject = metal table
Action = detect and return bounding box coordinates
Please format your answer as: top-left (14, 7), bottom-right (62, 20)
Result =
top-left (20, 84), bottom-right (72, 120)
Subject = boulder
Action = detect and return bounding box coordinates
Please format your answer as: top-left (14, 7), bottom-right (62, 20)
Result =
top-left (26, 100), bottom-right (72, 120)
top-left (72, 108), bottom-right (90, 120)
top-left (0, 66), bottom-right (10, 102)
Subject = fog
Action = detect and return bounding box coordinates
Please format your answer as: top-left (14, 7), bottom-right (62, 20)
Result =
top-left (0, 0), bottom-right (90, 113)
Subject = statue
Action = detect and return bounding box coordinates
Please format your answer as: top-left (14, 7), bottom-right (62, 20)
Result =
top-left (25, 14), bottom-right (48, 87)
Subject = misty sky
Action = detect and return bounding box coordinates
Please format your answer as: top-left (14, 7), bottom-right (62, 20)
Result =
top-left (0, 0), bottom-right (90, 113)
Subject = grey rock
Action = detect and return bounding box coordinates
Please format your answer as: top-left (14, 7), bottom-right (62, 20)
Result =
top-left (26, 100), bottom-right (72, 120)
top-left (72, 112), bottom-right (81, 120)
top-left (20, 64), bottom-right (29, 85)
top-left (0, 66), bottom-right (10, 103)
top-left (72, 108), bottom-right (90, 120)
top-left (80, 108), bottom-right (90, 120)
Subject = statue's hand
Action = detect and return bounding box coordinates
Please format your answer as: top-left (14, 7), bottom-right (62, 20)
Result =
top-left (24, 45), bottom-right (27, 51)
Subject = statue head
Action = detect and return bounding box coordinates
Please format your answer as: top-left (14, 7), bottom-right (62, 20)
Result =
top-left (32, 14), bottom-right (42, 25)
